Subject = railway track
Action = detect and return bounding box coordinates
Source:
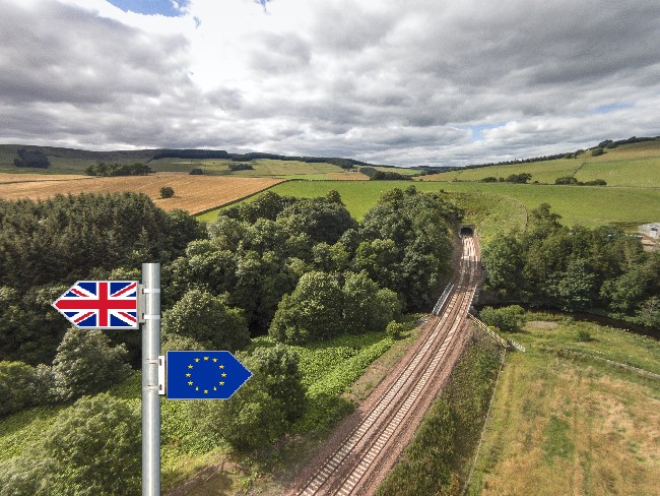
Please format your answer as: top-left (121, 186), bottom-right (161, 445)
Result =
top-left (292, 235), bottom-right (480, 496)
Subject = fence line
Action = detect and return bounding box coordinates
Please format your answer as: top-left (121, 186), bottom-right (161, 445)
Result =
top-left (468, 314), bottom-right (526, 352)
top-left (553, 348), bottom-right (660, 380)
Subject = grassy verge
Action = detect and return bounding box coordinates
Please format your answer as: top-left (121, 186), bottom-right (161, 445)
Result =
top-left (376, 330), bottom-right (502, 495)
top-left (467, 317), bottom-right (660, 495)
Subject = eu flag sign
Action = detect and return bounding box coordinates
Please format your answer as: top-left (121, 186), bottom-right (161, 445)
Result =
top-left (166, 351), bottom-right (252, 400)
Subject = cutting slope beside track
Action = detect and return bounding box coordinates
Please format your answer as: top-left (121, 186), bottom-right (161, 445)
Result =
top-left (289, 235), bottom-right (480, 496)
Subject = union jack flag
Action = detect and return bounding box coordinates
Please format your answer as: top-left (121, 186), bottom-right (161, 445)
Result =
top-left (52, 281), bottom-right (139, 329)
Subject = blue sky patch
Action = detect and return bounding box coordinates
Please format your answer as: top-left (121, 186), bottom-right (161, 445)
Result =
top-left (105, 0), bottom-right (189, 17)
top-left (594, 102), bottom-right (633, 114)
top-left (465, 123), bottom-right (506, 142)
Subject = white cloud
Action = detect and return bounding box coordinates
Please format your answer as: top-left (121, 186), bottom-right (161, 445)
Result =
top-left (0, 0), bottom-right (659, 165)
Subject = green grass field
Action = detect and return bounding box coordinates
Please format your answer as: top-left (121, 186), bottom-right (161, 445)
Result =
top-left (422, 138), bottom-right (660, 187)
top-left (468, 317), bottom-right (660, 496)
top-left (197, 180), bottom-right (660, 233)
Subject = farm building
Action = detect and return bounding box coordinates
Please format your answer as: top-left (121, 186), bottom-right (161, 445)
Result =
top-left (638, 222), bottom-right (660, 239)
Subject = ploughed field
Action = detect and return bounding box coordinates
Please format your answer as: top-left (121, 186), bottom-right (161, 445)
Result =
top-left (0, 174), bottom-right (282, 214)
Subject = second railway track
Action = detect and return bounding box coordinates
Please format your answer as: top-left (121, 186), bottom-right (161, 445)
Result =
top-left (291, 235), bottom-right (481, 496)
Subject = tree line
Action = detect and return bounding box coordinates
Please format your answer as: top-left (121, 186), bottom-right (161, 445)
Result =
top-left (482, 204), bottom-right (660, 329)
top-left (84, 163), bottom-right (153, 176)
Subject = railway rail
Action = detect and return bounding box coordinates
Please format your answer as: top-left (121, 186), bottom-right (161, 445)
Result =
top-left (291, 235), bottom-right (481, 496)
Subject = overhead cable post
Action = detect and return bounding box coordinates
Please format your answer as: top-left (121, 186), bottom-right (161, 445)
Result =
top-left (141, 263), bottom-right (161, 496)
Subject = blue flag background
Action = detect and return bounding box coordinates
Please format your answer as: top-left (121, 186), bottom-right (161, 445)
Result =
top-left (166, 351), bottom-right (252, 400)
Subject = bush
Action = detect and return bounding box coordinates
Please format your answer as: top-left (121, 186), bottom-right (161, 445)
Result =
top-left (591, 147), bottom-right (605, 157)
top-left (160, 186), bottom-right (175, 198)
top-left (0, 361), bottom-right (53, 416)
top-left (0, 394), bottom-right (140, 496)
top-left (576, 329), bottom-right (592, 342)
top-left (52, 328), bottom-right (132, 401)
top-left (386, 321), bottom-right (405, 340)
top-left (555, 176), bottom-right (579, 185)
top-left (45, 394), bottom-right (141, 495)
top-left (479, 305), bottom-right (526, 332)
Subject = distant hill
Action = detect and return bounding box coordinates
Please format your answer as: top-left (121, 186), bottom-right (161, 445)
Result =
top-left (421, 136), bottom-right (660, 187)
top-left (0, 144), bottom-right (418, 179)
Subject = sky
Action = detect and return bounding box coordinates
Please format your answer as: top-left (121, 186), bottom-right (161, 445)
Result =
top-left (0, 0), bottom-right (659, 167)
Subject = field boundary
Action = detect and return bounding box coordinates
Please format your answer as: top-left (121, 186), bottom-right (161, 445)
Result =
top-left (462, 348), bottom-right (507, 496)
top-left (193, 179), bottom-right (288, 218)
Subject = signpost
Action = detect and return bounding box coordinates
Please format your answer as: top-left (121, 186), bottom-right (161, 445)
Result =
top-left (52, 264), bottom-right (253, 496)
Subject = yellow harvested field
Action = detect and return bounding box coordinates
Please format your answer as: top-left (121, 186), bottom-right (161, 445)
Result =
top-left (0, 173), bottom-right (89, 183)
top-left (325, 172), bottom-right (370, 181)
top-left (0, 175), bottom-right (283, 214)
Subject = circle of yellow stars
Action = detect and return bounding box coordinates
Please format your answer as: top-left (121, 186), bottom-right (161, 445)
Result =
top-left (186, 356), bottom-right (229, 394)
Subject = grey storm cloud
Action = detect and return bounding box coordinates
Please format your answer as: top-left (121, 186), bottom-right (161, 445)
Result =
top-left (0, 0), bottom-right (659, 165)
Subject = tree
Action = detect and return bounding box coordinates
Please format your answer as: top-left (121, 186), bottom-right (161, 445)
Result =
top-left (163, 289), bottom-right (249, 351)
top-left (637, 296), bottom-right (660, 329)
top-left (44, 394), bottom-right (141, 495)
top-left (269, 271), bottom-right (344, 344)
top-left (191, 345), bottom-right (306, 452)
top-left (249, 344), bottom-right (306, 422)
top-left (0, 394), bottom-right (140, 495)
top-left (52, 328), bottom-right (132, 401)
top-left (482, 233), bottom-right (524, 299)
top-left (276, 196), bottom-right (357, 244)
top-left (555, 176), bottom-right (579, 185)
top-left (160, 186), bottom-right (175, 198)
top-left (342, 271), bottom-right (401, 334)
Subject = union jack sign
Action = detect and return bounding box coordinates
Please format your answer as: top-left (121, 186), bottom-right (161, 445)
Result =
top-left (52, 281), bottom-right (139, 329)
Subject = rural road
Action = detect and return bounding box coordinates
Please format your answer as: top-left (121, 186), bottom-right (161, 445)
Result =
top-left (288, 234), bottom-right (481, 496)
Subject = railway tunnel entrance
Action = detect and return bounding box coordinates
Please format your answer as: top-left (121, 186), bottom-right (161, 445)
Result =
top-left (460, 225), bottom-right (475, 236)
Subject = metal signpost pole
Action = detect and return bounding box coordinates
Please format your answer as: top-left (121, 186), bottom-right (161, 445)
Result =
top-left (142, 263), bottom-right (161, 496)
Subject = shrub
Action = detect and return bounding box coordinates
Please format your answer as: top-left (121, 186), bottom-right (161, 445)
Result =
top-left (386, 321), bottom-right (405, 340)
top-left (591, 147), bottom-right (604, 157)
top-left (160, 186), bottom-right (175, 198)
top-left (43, 394), bottom-right (141, 495)
top-left (0, 394), bottom-right (140, 496)
top-left (576, 329), bottom-right (592, 342)
top-left (52, 328), bottom-right (132, 401)
top-left (479, 305), bottom-right (526, 332)
top-left (163, 289), bottom-right (250, 351)
top-left (0, 361), bottom-right (54, 416)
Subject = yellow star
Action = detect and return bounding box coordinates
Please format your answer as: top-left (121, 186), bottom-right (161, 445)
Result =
top-left (188, 381), bottom-right (193, 386)
top-left (221, 373), bottom-right (227, 377)
top-left (204, 356), bottom-right (209, 361)
top-left (204, 390), bottom-right (208, 394)
top-left (188, 364), bottom-right (193, 369)
top-left (185, 373), bottom-right (191, 377)
top-left (195, 387), bottom-right (199, 391)
top-left (219, 365), bottom-right (225, 369)
top-left (219, 381), bottom-right (225, 386)
top-left (194, 358), bottom-right (200, 363)
top-left (213, 387), bottom-right (217, 391)
top-left (212, 358), bottom-right (218, 362)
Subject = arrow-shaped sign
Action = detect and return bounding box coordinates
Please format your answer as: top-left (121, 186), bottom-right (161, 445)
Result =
top-left (52, 280), bottom-right (139, 329)
top-left (166, 351), bottom-right (252, 400)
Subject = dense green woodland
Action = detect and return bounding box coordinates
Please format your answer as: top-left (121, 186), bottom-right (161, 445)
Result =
top-left (0, 187), bottom-right (459, 494)
top-left (482, 203), bottom-right (660, 330)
